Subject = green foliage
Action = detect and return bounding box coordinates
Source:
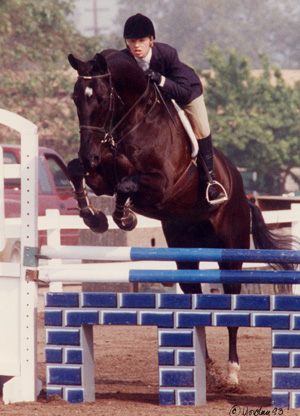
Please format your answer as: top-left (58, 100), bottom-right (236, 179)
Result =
top-left (0, 0), bottom-right (76, 70)
top-left (115, 0), bottom-right (300, 70)
top-left (203, 47), bottom-right (300, 194)
top-left (0, 0), bottom-right (108, 160)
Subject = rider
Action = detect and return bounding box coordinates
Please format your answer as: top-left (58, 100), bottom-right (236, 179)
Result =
top-left (122, 13), bottom-right (227, 205)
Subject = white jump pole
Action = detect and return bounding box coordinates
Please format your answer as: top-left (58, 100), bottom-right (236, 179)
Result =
top-left (40, 245), bottom-right (132, 261)
top-left (0, 109), bottom-right (39, 403)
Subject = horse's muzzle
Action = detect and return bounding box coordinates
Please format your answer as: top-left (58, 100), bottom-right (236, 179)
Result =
top-left (89, 155), bottom-right (101, 168)
top-left (79, 151), bottom-right (101, 170)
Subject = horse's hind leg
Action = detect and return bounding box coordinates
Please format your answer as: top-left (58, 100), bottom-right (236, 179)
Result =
top-left (178, 262), bottom-right (203, 295)
top-left (212, 194), bottom-right (250, 386)
top-left (162, 221), bottom-right (218, 363)
top-left (222, 274), bottom-right (243, 385)
top-left (226, 327), bottom-right (240, 385)
top-left (177, 261), bottom-right (212, 362)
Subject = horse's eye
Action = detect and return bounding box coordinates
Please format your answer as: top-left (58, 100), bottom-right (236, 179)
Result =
top-left (98, 98), bottom-right (109, 105)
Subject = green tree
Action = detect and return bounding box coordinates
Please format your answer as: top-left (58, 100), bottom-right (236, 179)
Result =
top-left (115, 0), bottom-right (300, 69)
top-left (0, 0), bottom-right (107, 159)
top-left (203, 47), bottom-right (300, 194)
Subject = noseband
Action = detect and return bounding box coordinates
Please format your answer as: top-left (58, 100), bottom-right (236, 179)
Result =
top-left (78, 72), bottom-right (157, 150)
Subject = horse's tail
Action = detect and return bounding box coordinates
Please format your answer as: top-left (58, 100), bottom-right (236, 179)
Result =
top-left (249, 198), bottom-right (299, 271)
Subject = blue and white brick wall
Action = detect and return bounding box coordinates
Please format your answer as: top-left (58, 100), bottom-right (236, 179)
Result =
top-left (44, 292), bottom-right (300, 407)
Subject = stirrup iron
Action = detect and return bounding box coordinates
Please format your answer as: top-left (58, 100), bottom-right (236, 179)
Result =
top-left (206, 180), bottom-right (228, 205)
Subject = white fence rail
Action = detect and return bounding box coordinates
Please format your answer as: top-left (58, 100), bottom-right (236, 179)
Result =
top-left (37, 205), bottom-right (300, 296)
top-left (2, 203), bottom-right (300, 280)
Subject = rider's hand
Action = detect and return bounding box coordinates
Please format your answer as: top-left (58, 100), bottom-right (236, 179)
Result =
top-left (146, 69), bottom-right (161, 84)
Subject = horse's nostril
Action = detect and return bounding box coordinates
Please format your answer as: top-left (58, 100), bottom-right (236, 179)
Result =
top-left (90, 155), bottom-right (100, 168)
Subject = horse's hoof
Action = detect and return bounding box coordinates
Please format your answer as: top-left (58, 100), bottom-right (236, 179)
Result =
top-left (227, 361), bottom-right (240, 385)
top-left (112, 211), bottom-right (137, 231)
top-left (81, 209), bottom-right (108, 233)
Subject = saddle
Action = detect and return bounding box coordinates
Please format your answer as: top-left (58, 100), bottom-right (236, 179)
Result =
top-left (172, 100), bottom-right (228, 205)
top-left (172, 99), bottom-right (199, 158)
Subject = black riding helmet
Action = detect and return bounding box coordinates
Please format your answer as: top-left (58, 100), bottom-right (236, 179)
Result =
top-left (123, 13), bottom-right (155, 39)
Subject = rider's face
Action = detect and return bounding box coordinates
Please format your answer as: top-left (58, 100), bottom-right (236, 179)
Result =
top-left (126, 37), bottom-right (152, 59)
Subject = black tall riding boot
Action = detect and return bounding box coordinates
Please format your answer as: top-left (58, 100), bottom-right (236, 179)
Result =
top-left (197, 135), bottom-right (228, 205)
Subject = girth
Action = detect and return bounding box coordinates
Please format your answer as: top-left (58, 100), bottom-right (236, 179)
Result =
top-left (161, 159), bottom-right (198, 206)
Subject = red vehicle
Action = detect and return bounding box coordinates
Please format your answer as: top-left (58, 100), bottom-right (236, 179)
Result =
top-left (1, 145), bottom-right (78, 262)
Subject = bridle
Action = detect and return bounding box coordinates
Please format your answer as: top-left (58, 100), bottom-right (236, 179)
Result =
top-left (78, 71), bottom-right (158, 150)
top-left (78, 72), bottom-right (116, 148)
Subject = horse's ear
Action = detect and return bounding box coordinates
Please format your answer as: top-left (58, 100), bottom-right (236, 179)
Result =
top-left (94, 53), bottom-right (108, 73)
top-left (68, 54), bottom-right (81, 70)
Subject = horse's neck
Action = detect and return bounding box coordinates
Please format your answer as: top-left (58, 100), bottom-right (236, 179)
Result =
top-left (123, 80), bottom-right (150, 107)
top-left (114, 80), bottom-right (154, 124)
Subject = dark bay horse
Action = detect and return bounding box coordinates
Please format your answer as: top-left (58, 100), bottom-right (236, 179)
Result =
top-left (67, 49), bottom-right (296, 385)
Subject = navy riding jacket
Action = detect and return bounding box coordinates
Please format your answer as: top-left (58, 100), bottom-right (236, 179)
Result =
top-left (122, 42), bottom-right (203, 106)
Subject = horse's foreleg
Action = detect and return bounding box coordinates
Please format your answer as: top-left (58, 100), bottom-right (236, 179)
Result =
top-left (67, 158), bottom-right (108, 233)
top-left (112, 176), bottom-right (138, 231)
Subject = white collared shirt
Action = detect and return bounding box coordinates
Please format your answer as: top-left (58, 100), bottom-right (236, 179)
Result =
top-left (134, 48), bottom-right (152, 71)
top-left (135, 48), bottom-right (165, 86)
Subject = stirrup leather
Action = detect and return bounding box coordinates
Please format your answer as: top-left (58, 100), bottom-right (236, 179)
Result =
top-left (205, 180), bottom-right (228, 205)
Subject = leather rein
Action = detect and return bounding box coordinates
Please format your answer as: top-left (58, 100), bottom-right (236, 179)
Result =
top-left (78, 72), bottom-right (158, 149)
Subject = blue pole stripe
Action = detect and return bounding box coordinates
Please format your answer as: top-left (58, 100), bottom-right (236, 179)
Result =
top-left (130, 247), bottom-right (300, 263)
top-left (129, 269), bottom-right (300, 284)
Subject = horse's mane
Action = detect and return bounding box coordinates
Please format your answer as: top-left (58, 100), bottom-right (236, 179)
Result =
top-left (98, 49), bottom-right (147, 91)
top-left (99, 48), bottom-right (137, 65)
top-left (99, 49), bottom-right (120, 59)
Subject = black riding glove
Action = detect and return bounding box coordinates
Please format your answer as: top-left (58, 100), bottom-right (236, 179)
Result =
top-left (146, 69), bottom-right (161, 84)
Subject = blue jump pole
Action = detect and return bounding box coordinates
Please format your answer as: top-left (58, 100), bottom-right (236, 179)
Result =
top-left (129, 269), bottom-right (300, 284)
top-left (40, 245), bottom-right (300, 264)
top-left (130, 247), bottom-right (300, 264)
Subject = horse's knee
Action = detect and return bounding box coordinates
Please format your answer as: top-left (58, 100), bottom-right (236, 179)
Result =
top-left (67, 158), bottom-right (84, 187)
top-left (116, 176), bottom-right (139, 195)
